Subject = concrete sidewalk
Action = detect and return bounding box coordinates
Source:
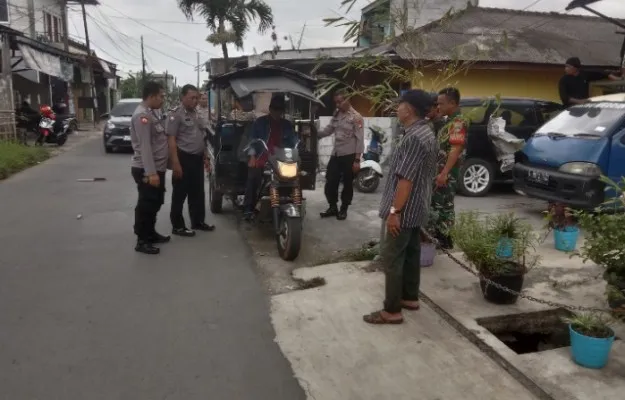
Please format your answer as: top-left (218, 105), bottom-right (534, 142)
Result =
top-left (271, 263), bottom-right (539, 400)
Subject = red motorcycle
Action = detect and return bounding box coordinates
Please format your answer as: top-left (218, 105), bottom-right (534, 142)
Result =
top-left (36, 105), bottom-right (67, 146)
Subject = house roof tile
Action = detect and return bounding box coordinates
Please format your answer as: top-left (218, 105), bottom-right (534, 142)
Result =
top-left (362, 6), bottom-right (625, 67)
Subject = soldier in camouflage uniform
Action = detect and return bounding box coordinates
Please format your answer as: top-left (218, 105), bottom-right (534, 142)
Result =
top-left (431, 88), bottom-right (467, 249)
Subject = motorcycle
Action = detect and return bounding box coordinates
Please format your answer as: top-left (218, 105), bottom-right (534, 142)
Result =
top-left (354, 126), bottom-right (386, 193)
top-left (244, 138), bottom-right (305, 261)
top-left (36, 105), bottom-right (68, 146)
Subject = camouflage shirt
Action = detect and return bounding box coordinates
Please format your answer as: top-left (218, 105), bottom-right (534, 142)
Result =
top-left (437, 111), bottom-right (468, 182)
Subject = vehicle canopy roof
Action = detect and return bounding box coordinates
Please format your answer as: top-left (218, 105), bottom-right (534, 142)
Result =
top-left (208, 65), bottom-right (323, 105)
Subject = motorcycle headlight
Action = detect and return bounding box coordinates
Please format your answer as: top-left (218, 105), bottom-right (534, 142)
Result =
top-left (558, 162), bottom-right (602, 177)
top-left (277, 161), bottom-right (298, 178)
top-left (105, 121), bottom-right (116, 131)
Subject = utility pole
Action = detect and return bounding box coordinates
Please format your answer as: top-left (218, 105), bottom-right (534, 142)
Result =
top-left (80, 0), bottom-right (96, 127)
top-left (196, 52), bottom-right (200, 88)
top-left (141, 36), bottom-right (146, 84)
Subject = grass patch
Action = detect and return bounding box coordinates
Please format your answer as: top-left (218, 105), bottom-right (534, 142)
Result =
top-left (293, 276), bottom-right (327, 290)
top-left (0, 141), bottom-right (50, 180)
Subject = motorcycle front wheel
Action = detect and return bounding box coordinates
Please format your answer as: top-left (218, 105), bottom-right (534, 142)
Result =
top-left (276, 216), bottom-right (302, 261)
top-left (354, 169), bottom-right (380, 193)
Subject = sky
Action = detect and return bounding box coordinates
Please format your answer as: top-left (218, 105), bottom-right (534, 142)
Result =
top-left (67, 0), bottom-right (625, 86)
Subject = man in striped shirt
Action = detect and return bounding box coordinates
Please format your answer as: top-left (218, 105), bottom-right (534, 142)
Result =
top-left (364, 90), bottom-right (438, 325)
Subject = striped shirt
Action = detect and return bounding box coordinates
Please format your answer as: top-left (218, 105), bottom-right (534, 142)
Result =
top-left (379, 119), bottom-right (438, 228)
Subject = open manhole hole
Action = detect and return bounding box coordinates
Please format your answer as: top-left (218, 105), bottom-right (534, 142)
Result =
top-left (477, 308), bottom-right (575, 355)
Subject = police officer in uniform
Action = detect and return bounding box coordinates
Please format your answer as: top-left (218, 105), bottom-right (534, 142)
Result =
top-left (167, 84), bottom-right (215, 236)
top-left (130, 81), bottom-right (169, 255)
top-left (318, 89), bottom-right (365, 220)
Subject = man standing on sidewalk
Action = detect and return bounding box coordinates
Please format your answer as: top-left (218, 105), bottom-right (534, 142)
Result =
top-left (130, 81), bottom-right (169, 255)
top-left (432, 87), bottom-right (466, 250)
top-left (364, 90), bottom-right (438, 325)
top-left (167, 84), bottom-right (216, 237)
top-left (319, 90), bottom-right (364, 220)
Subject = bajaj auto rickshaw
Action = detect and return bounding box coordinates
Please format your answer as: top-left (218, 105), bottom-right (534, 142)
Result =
top-left (513, 93), bottom-right (625, 209)
top-left (206, 65), bottom-right (322, 261)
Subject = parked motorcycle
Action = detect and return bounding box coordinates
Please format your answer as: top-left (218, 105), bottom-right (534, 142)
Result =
top-left (244, 138), bottom-right (305, 261)
top-left (35, 105), bottom-right (68, 146)
top-left (354, 126), bottom-right (385, 193)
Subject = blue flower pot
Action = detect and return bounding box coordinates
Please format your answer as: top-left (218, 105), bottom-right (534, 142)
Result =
top-left (496, 238), bottom-right (513, 258)
top-left (554, 226), bottom-right (579, 252)
top-left (569, 324), bottom-right (615, 369)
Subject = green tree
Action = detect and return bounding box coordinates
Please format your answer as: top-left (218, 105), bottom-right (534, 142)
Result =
top-left (119, 72), bottom-right (154, 99)
top-left (177, 0), bottom-right (274, 69)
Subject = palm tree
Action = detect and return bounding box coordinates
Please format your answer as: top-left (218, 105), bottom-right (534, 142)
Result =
top-left (177, 0), bottom-right (274, 70)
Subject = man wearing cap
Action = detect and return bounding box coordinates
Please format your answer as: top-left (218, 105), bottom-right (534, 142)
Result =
top-left (559, 57), bottom-right (621, 108)
top-left (243, 94), bottom-right (297, 220)
top-left (319, 90), bottom-right (365, 220)
top-left (363, 89), bottom-right (438, 325)
top-left (167, 84), bottom-right (216, 237)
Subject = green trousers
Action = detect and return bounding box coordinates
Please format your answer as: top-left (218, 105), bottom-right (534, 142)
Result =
top-left (382, 227), bottom-right (421, 313)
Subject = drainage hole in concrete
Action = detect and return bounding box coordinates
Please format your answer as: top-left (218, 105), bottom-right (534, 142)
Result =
top-left (476, 308), bottom-right (575, 355)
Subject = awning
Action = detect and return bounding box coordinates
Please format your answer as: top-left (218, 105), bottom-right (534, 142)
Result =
top-left (97, 59), bottom-right (115, 79)
top-left (17, 44), bottom-right (72, 81)
top-left (229, 76), bottom-right (324, 105)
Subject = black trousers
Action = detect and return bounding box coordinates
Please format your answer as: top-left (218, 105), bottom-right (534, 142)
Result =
top-left (324, 153), bottom-right (356, 207)
top-left (383, 227), bottom-right (421, 314)
top-left (132, 167), bottom-right (166, 241)
top-left (170, 149), bottom-right (205, 229)
top-left (244, 167), bottom-right (263, 212)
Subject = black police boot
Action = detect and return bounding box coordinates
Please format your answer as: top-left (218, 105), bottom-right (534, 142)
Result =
top-left (149, 232), bottom-right (171, 244)
top-left (173, 227), bottom-right (196, 237)
top-left (320, 204), bottom-right (338, 218)
top-left (337, 205), bottom-right (348, 221)
top-left (135, 240), bottom-right (160, 255)
top-left (192, 222), bottom-right (216, 232)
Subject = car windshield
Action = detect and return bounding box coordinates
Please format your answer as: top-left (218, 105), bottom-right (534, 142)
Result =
top-left (535, 102), bottom-right (625, 137)
top-left (110, 102), bottom-right (140, 117)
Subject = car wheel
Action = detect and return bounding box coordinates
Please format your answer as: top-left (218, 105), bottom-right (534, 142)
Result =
top-left (105, 145), bottom-right (113, 154)
top-left (458, 158), bottom-right (494, 197)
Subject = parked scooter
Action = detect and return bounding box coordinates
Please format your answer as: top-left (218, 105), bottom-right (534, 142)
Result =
top-left (354, 126), bottom-right (385, 193)
top-left (36, 105), bottom-right (68, 146)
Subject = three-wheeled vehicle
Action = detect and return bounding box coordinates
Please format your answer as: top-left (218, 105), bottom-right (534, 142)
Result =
top-left (205, 65), bottom-right (322, 261)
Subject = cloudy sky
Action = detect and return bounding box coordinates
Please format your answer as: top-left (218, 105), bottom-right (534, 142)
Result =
top-left (67, 0), bottom-right (624, 86)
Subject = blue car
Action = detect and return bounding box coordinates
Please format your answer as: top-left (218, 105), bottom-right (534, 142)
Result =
top-left (513, 93), bottom-right (625, 209)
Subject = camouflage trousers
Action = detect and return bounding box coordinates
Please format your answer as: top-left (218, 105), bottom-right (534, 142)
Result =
top-left (431, 181), bottom-right (456, 248)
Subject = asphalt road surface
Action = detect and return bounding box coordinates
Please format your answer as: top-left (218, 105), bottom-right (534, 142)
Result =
top-left (0, 138), bottom-right (304, 400)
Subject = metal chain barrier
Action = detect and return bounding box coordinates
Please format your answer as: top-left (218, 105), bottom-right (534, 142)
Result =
top-left (419, 228), bottom-right (615, 314)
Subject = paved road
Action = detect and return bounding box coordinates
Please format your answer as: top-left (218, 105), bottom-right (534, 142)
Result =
top-left (0, 138), bottom-right (304, 399)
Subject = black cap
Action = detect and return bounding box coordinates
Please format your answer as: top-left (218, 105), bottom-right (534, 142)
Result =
top-left (269, 94), bottom-right (286, 110)
top-left (565, 57), bottom-right (581, 69)
top-left (399, 89), bottom-right (435, 116)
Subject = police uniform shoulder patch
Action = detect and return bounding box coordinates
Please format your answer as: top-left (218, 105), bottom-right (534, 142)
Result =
top-left (140, 116), bottom-right (149, 124)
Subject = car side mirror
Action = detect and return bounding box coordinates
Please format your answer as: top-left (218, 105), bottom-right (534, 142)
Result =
top-left (100, 113), bottom-right (110, 120)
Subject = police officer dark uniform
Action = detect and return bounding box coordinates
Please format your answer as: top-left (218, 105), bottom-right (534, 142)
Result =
top-left (167, 84), bottom-right (215, 236)
top-left (130, 81), bottom-right (169, 255)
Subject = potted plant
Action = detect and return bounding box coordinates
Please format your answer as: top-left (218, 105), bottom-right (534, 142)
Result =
top-left (563, 313), bottom-right (615, 369)
top-left (492, 213), bottom-right (522, 259)
top-left (420, 209), bottom-right (440, 267)
top-left (544, 202), bottom-right (579, 252)
top-left (451, 211), bottom-right (539, 305)
top-left (576, 177), bottom-right (625, 312)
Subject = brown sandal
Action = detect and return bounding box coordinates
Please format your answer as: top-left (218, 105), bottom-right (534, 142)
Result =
top-left (363, 311), bottom-right (404, 325)
top-left (401, 302), bottom-right (420, 311)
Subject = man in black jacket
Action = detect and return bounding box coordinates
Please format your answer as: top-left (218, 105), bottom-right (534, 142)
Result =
top-left (558, 57), bottom-right (620, 108)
